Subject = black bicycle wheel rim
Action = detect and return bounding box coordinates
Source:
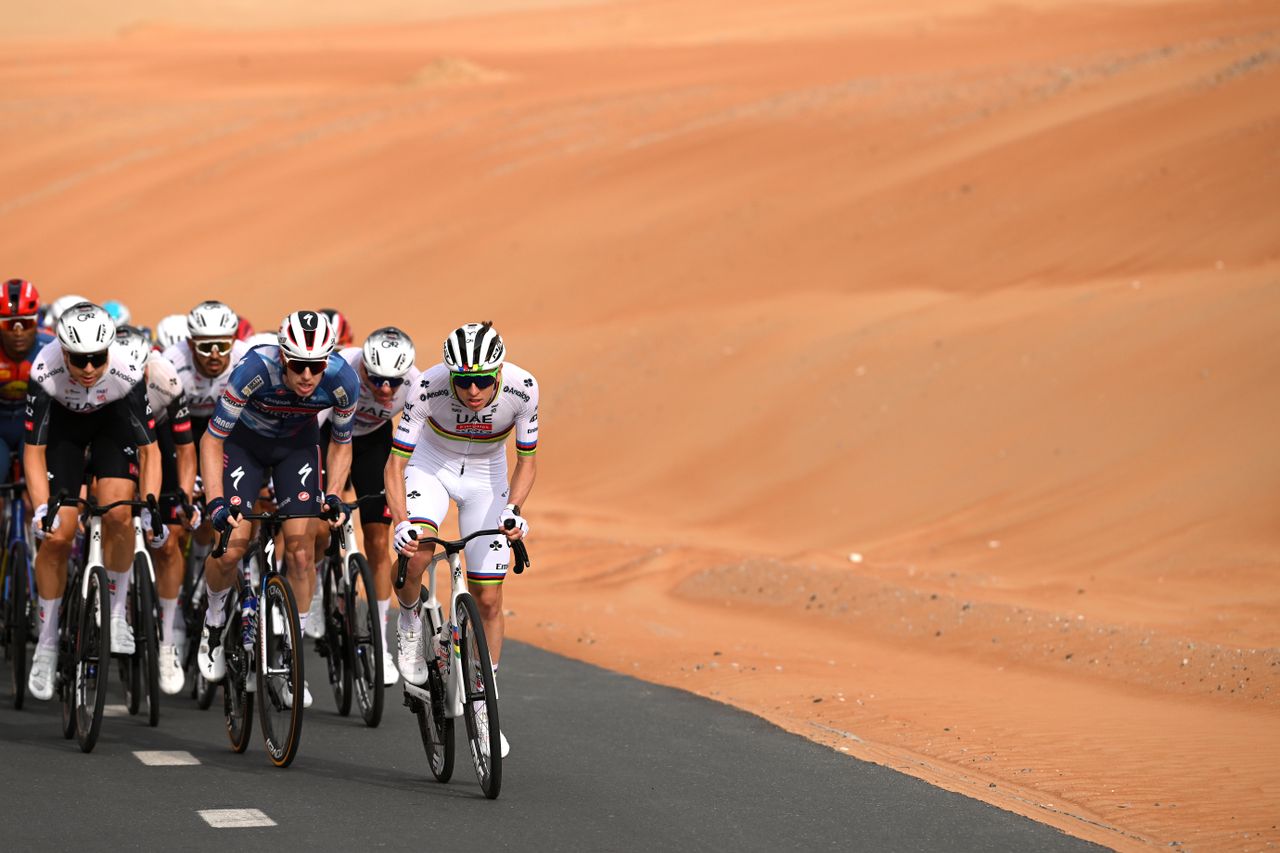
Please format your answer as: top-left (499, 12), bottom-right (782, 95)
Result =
top-left (135, 555), bottom-right (161, 727)
top-left (321, 559), bottom-right (350, 716)
top-left (347, 554), bottom-right (383, 728)
top-left (224, 605), bottom-right (254, 753)
top-left (8, 541), bottom-right (29, 710)
top-left (59, 586), bottom-right (79, 739)
top-left (416, 658), bottom-right (455, 781)
top-left (75, 566), bottom-right (111, 753)
top-left (123, 576), bottom-right (142, 716)
top-left (257, 574), bottom-right (304, 768)
top-left (457, 593), bottom-right (501, 799)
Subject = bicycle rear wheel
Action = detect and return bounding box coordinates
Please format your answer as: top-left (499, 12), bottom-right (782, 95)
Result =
top-left (320, 558), bottom-right (351, 716)
top-left (223, 604), bottom-right (254, 753)
top-left (457, 593), bottom-right (501, 799)
top-left (257, 573), bottom-right (304, 768)
top-left (75, 566), bottom-right (111, 753)
top-left (346, 554), bottom-right (383, 728)
top-left (134, 555), bottom-right (161, 727)
top-left (5, 541), bottom-right (30, 710)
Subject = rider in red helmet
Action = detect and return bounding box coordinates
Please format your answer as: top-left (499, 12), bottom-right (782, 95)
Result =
top-left (0, 278), bottom-right (53, 477)
top-left (320, 308), bottom-right (354, 348)
top-left (234, 315), bottom-right (255, 342)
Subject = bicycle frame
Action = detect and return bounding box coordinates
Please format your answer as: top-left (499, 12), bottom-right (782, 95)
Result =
top-left (403, 547), bottom-right (468, 719)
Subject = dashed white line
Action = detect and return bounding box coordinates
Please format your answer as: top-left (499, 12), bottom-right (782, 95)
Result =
top-left (134, 750), bottom-right (200, 766)
top-left (198, 809), bottom-right (276, 829)
top-left (103, 704), bottom-right (130, 717)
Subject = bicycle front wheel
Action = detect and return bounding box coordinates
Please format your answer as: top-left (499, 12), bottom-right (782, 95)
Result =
top-left (346, 553), bottom-right (383, 728)
top-left (457, 593), bottom-right (501, 799)
top-left (257, 573), bottom-right (304, 767)
top-left (75, 566), bottom-right (111, 753)
top-left (320, 558), bottom-right (351, 716)
top-left (135, 555), bottom-right (161, 727)
top-left (5, 541), bottom-right (30, 710)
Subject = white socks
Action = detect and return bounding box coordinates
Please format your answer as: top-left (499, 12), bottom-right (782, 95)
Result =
top-left (159, 597), bottom-right (180, 645)
top-left (398, 598), bottom-right (422, 633)
top-left (378, 597), bottom-right (391, 632)
top-left (37, 596), bottom-right (60, 650)
top-left (107, 569), bottom-right (131, 620)
top-left (205, 585), bottom-right (230, 628)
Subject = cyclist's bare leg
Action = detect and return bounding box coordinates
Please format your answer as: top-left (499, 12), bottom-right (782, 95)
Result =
top-left (365, 522), bottom-right (392, 602)
top-left (468, 581), bottom-right (505, 666)
top-left (281, 517), bottom-right (316, 622)
top-left (204, 525), bottom-right (251, 598)
top-left (34, 505), bottom-right (80, 602)
top-left (154, 526), bottom-right (183, 600)
top-left (97, 477), bottom-right (136, 573)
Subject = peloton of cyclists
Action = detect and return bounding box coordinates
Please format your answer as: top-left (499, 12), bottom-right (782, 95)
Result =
top-left (197, 310), bottom-right (358, 709)
top-left (386, 321), bottom-right (538, 759)
top-left (24, 303), bottom-right (164, 700)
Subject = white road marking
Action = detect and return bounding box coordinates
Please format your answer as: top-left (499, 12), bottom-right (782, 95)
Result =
top-left (103, 704), bottom-right (130, 717)
top-left (134, 750), bottom-right (200, 766)
top-left (198, 809), bottom-right (276, 829)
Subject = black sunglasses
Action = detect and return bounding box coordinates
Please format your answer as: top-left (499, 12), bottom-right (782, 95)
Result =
top-left (285, 357), bottom-right (327, 375)
top-left (368, 375), bottom-right (405, 389)
top-left (193, 339), bottom-right (234, 357)
top-left (68, 350), bottom-right (109, 369)
top-left (451, 372), bottom-right (497, 390)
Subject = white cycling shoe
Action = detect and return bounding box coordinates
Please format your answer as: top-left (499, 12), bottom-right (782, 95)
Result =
top-left (281, 679), bottom-right (312, 709)
top-left (27, 646), bottom-right (58, 701)
top-left (382, 650), bottom-right (399, 686)
top-left (158, 643), bottom-right (185, 695)
top-left (197, 624), bottom-right (226, 682)
top-left (397, 626), bottom-right (429, 685)
top-left (110, 615), bottom-right (135, 656)
top-left (304, 587), bottom-right (324, 639)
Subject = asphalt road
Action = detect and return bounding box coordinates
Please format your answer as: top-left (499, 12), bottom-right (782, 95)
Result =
top-left (0, 641), bottom-right (1110, 852)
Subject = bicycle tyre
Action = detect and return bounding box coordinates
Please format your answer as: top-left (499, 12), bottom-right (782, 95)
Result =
top-left (223, 605), bottom-right (254, 753)
top-left (414, 650), bottom-right (455, 781)
top-left (75, 566), bottom-right (111, 753)
top-left (135, 555), bottom-right (161, 727)
top-left (59, 587), bottom-right (80, 740)
top-left (346, 553), bottom-right (383, 728)
top-left (7, 541), bottom-right (29, 710)
top-left (457, 593), bottom-right (501, 799)
top-left (321, 557), bottom-right (351, 716)
top-left (257, 573), bottom-right (304, 768)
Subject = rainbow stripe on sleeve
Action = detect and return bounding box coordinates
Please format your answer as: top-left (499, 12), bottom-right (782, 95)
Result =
top-left (391, 437), bottom-right (416, 458)
top-left (516, 439), bottom-right (537, 457)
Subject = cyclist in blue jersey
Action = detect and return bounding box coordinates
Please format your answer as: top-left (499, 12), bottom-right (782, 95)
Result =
top-left (0, 279), bottom-right (53, 478)
top-left (196, 310), bottom-right (359, 709)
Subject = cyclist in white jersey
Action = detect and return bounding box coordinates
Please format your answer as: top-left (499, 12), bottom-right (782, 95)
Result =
top-left (386, 322), bottom-right (538, 758)
top-left (313, 327), bottom-right (419, 684)
top-left (23, 304), bottom-right (164, 700)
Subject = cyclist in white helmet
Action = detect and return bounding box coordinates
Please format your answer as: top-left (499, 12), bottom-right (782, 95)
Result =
top-left (386, 321), bottom-right (538, 758)
top-left (155, 313), bottom-right (191, 351)
top-left (39, 293), bottom-right (88, 333)
top-left (310, 326), bottom-right (420, 685)
top-left (197, 310), bottom-right (358, 709)
top-left (24, 304), bottom-right (164, 701)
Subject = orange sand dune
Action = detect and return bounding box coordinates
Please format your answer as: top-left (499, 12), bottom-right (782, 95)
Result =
top-left (1, 0), bottom-right (1277, 849)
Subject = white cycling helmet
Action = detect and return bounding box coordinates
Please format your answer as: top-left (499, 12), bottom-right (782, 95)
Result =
top-left (278, 310), bottom-right (337, 360)
top-left (187, 300), bottom-right (239, 338)
top-left (114, 324), bottom-right (151, 363)
top-left (362, 326), bottom-right (416, 378)
top-left (103, 299), bottom-right (131, 325)
top-left (56, 302), bottom-right (116, 354)
top-left (45, 294), bottom-right (89, 330)
top-left (156, 313), bottom-right (192, 350)
top-left (245, 331), bottom-right (278, 349)
top-left (442, 322), bottom-right (504, 373)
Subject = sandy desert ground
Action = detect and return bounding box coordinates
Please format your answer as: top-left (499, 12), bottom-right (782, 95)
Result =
top-left (2, 0), bottom-right (1278, 849)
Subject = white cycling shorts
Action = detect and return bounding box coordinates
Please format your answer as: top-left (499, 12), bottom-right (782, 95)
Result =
top-left (404, 454), bottom-right (512, 585)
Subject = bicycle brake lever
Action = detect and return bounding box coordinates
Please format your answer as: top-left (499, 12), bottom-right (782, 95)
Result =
top-left (146, 494), bottom-right (163, 536)
top-left (43, 489), bottom-right (68, 532)
top-left (394, 529), bottom-right (418, 589)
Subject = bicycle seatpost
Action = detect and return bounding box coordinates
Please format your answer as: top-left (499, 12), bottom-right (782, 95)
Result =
top-left (394, 529), bottom-right (418, 590)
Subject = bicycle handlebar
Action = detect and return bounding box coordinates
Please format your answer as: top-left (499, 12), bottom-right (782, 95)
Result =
top-left (393, 522), bottom-right (530, 590)
top-left (209, 507), bottom-right (336, 559)
top-left (46, 490), bottom-right (164, 536)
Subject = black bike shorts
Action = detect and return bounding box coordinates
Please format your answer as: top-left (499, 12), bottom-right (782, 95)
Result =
top-left (221, 421), bottom-right (322, 518)
top-left (319, 420), bottom-right (392, 525)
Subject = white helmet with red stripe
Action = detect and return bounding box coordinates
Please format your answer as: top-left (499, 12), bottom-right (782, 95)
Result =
top-left (278, 310), bottom-right (337, 360)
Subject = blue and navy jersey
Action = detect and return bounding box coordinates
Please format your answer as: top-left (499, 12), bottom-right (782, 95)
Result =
top-left (207, 345), bottom-right (359, 442)
top-left (0, 330), bottom-right (54, 420)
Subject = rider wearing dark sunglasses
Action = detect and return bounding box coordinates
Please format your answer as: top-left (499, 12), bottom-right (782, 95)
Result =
top-left (24, 302), bottom-right (164, 701)
top-left (0, 278), bottom-right (54, 480)
top-left (196, 309), bottom-right (360, 708)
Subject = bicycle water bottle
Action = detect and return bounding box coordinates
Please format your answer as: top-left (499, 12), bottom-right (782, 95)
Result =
top-left (241, 593), bottom-right (258, 650)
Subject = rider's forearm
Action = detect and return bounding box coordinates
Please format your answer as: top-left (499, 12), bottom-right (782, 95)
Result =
top-left (176, 442), bottom-right (197, 500)
top-left (23, 442), bottom-right (49, 508)
top-left (507, 455), bottom-right (537, 510)
top-left (140, 441), bottom-right (163, 499)
top-left (384, 452), bottom-right (409, 525)
top-left (200, 431), bottom-right (225, 502)
top-left (324, 441), bottom-right (352, 499)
